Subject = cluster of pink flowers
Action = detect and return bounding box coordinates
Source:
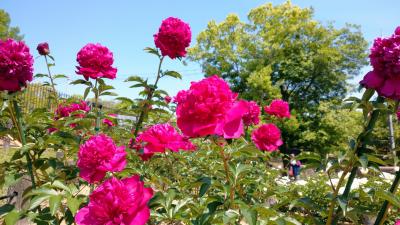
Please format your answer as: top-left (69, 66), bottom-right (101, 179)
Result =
top-left (37, 42), bottom-right (50, 56)
top-left (132, 123), bottom-right (195, 160)
top-left (0, 39), bottom-right (34, 92)
top-left (77, 134), bottom-right (126, 183)
top-left (76, 43), bottom-right (117, 80)
top-left (174, 75), bottom-right (248, 138)
top-left (240, 100), bottom-right (261, 126)
top-left (251, 123), bottom-right (283, 152)
top-left (264, 99), bottom-right (290, 119)
top-left (55, 100), bottom-right (90, 120)
top-left (154, 17), bottom-right (191, 59)
top-left (75, 176), bottom-right (153, 225)
top-left (360, 26), bottom-right (400, 100)
top-left (102, 118), bottom-right (115, 127)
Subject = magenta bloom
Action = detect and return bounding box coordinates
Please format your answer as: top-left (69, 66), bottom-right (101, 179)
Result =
top-left (395, 220), bottom-right (400, 225)
top-left (75, 176), bottom-right (153, 225)
top-left (55, 100), bottom-right (89, 120)
top-left (77, 134), bottom-right (126, 183)
top-left (103, 118), bottom-right (115, 127)
top-left (264, 99), bottom-right (290, 119)
top-left (133, 123), bottom-right (195, 160)
top-left (0, 39), bottom-right (33, 92)
top-left (360, 26), bottom-right (400, 100)
top-left (251, 123), bottom-right (283, 152)
top-left (154, 17), bottom-right (191, 59)
top-left (37, 42), bottom-right (50, 55)
top-left (76, 43), bottom-right (117, 80)
top-left (164, 95), bottom-right (172, 104)
top-left (175, 75), bottom-right (247, 138)
top-left (240, 100), bottom-right (261, 126)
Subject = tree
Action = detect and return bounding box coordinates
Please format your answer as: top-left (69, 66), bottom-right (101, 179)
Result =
top-left (0, 9), bottom-right (23, 40)
top-left (188, 1), bottom-right (368, 112)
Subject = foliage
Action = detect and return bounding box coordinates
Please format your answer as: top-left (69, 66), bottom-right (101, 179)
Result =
top-left (0, 10), bottom-right (22, 40)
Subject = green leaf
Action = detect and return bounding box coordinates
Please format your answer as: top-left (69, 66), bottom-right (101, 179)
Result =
top-left (34, 73), bottom-right (48, 78)
top-left (164, 70), bottom-right (182, 79)
top-left (49, 195), bottom-right (62, 216)
top-left (375, 190), bottom-right (400, 208)
top-left (125, 75), bottom-right (144, 83)
top-left (359, 154), bottom-right (368, 168)
top-left (51, 180), bottom-right (71, 193)
top-left (361, 88), bottom-right (375, 102)
top-left (367, 154), bottom-right (387, 165)
top-left (198, 177), bottom-right (211, 197)
top-left (115, 97), bottom-right (134, 105)
top-left (67, 195), bottom-right (82, 215)
top-left (144, 47), bottom-right (160, 57)
top-left (29, 195), bottom-right (50, 210)
top-left (99, 84), bottom-right (115, 93)
top-left (83, 87), bottom-right (91, 100)
top-left (53, 74), bottom-right (68, 79)
top-left (100, 91), bottom-right (118, 96)
top-left (70, 79), bottom-right (91, 86)
top-left (242, 208), bottom-right (257, 225)
top-left (0, 204), bottom-right (14, 217)
top-left (4, 210), bottom-right (20, 225)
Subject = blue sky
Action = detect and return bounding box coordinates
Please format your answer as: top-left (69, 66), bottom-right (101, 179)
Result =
top-left (1, 0), bottom-right (400, 100)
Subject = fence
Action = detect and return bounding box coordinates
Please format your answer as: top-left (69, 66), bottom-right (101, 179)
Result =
top-left (20, 83), bottom-right (115, 113)
top-left (20, 83), bottom-right (71, 113)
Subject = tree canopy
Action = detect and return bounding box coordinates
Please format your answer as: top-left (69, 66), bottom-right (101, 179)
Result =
top-left (188, 1), bottom-right (368, 112)
top-left (0, 9), bottom-right (23, 40)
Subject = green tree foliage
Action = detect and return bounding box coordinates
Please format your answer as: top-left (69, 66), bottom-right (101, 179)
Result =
top-left (188, 1), bottom-right (369, 155)
top-left (188, 1), bottom-right (368, 111)
top-left (0, 9), bottom-right (23, 40)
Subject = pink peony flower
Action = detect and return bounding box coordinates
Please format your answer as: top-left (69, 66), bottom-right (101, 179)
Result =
top-left (360, 26), bottom-right (400, 100)
top-left (395, 219), bottom-right (400, 225)
top-left (76, 43), bottom-right (117, 80)
top-left (103, 118), bottom-right (115, 127)
top-left (264, 99), bottom-right (290, 119)
top-left (0, 39), bottom-right (33, 92)
top-left (75, 176), bottom-right (153, 225)
top-left (397, 109), bottom-right (400, 121)
top-left (164, 95), bottom-right (172, 104)
top-left (240, 100), bottom-right (261, 126)
top-left (174, 75), bottom-right (247, 138)
top-left (37, 42), bottom-right (50, 55)
top-left (133, 123), bottom-right (195, 160)
top-left (55, 100), bottom-right (89, 120)
top-left (77, 134), bottom-right (126, 183)
top-left (251, 123), bottom-right (283, 152)
top-left (154, 17), bottom-right (191, 59)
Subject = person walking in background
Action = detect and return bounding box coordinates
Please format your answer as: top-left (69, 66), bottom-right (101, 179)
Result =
top-left (289, 153), bottom-right (301, 180)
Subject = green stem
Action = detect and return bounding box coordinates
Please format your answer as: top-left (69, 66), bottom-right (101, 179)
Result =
top-left (328, 96), bottom-right (384, 225)
top-left (133, 56), bottom-right (164, 137)
top-left (12, 99), bottom-right (36, 189)
top-left (44, 55), bottom-right (58, 102)
top-left (94, 79), bottom-right (101, 134)
top-left (217, 142), bottom-right (234, 208)
top-left (373, 167), bottom-right (400, 225)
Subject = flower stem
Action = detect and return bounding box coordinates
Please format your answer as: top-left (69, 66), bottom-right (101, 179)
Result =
top-left (327, 96), bottom-right (384, 225)
top-left (373, 168), bottom-right (400, 225)
top-left (44, 55), bottom-right (58, 102)
top-left (133, 56), bottom-right (164, 137)
top-left (11, 98), bottom-right (36, 189)
top-left (217, 142), bottom-right (234, 207)
top-left (94, 79), bottom-right (101, 134)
